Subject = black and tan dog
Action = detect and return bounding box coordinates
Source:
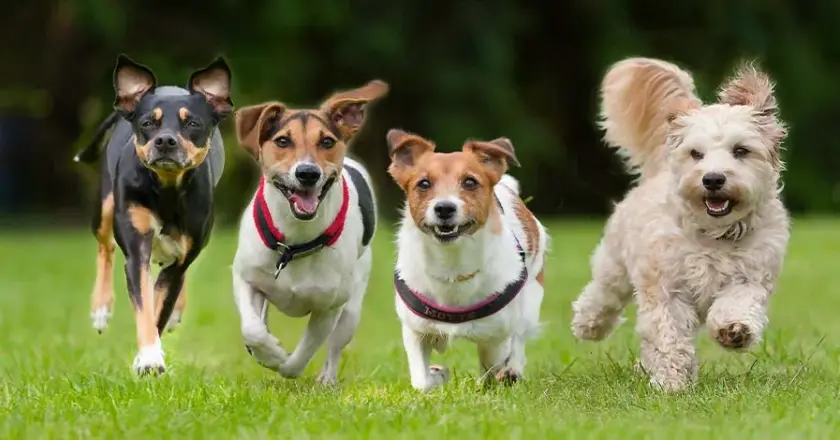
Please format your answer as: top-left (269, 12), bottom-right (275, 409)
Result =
top-left (74, 55), bottom-right (233, 375)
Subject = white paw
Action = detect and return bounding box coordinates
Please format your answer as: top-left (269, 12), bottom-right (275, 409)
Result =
top-left (316, 370), bottom-right (339, 387)
top-left (91, 306), bottom-right (112, 333)
top-left (412, 365), bottom-right (450, 392)
top-left (132, 340), bottom-right (166, 376)
top-left (243, 329), bottom-right (288, 371)
top-left (164, 311), bottom-right (182, 333)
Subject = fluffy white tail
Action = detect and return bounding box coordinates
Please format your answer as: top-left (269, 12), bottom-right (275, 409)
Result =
top-left (600, 57), bottom-right (701, 178)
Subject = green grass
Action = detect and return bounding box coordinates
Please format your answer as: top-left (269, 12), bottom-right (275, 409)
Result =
top-left (1, 218), bottom-right (840, 439)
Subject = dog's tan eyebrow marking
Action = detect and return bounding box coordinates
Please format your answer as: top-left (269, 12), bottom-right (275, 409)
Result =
top-left (152, 107), bottom-right (163, 121)
top-left (179, 107), bottom-right (190, 121)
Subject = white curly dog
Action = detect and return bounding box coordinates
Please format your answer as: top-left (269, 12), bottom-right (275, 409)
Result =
top-left (571, 57), bottom-right (790, 391)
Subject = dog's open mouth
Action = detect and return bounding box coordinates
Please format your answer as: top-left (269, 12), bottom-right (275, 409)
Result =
top-left (704, 197), bottom-right (734, 217)
top-left (273, 176), bottom-right (336, 220)
top-left (429, 221), bottom-right (476, 243)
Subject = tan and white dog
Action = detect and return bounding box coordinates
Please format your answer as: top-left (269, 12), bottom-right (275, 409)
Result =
top-left (231, 80), bottom-right (387, 385)
top-left (571, 57), bottom-right (789, 391)
top-left (386, 130), bottom-right (548, 392)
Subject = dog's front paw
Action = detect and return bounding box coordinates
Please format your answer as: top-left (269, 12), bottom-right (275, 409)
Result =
top-left (133, 343), bottom-right (166, 376)
top-left (412, 365), bottom-right (450, 392)
top-left (714, 322), bottom-right (753, 351)
top-left (164, 310), bottom-right (182, 333)
top-left (316, 370), bottom-right (339, 387)
top-left (243, 329), bottom-right (288, 371)
top-left (91, 306), bottom-right (112, 333)
top-left (649, 373), bottom-right (692, 393)
top-left (495, 367), bottom-right (523, 385)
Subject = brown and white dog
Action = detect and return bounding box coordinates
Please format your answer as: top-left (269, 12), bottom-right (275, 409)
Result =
top-left (231, 80), bottom-right (387, 385)
top-left (387, 130), bottom-right (549, 391)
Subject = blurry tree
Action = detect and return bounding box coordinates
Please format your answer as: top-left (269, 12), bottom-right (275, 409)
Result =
top-left (2, 0), bottom-right (839, 223)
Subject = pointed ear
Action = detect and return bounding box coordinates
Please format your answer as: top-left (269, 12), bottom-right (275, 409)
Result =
top-left (718, 60), bottom-right (778, 116)
top-left (189, 57), bottom-right (234, 120)
top-left (322, 80), bottom-right (389, 141)
top-left (113, 54), bottom-right (156, 119)
top-left (463, 137), bottom-right (520, 183)
top-left (234, 102), bottom-right (286, 160)
top-left (386, 129), bottom-right (435, 187)
top-left (718, 60), bottom-right (787, 162)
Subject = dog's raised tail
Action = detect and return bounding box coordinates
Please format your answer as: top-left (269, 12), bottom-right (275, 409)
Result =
top-left (73, 111), bottom-right (120, 164)
top-left (600, 57), bottom-right (701, 177)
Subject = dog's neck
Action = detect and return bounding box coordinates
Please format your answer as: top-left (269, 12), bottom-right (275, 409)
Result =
top-left (396, 212), bottom-right (523, 308)
top-left (259, 176), bottom-right (344, 245)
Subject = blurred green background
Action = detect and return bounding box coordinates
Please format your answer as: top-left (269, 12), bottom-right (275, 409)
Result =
top-left (1, 0), bottom-right (839, 225)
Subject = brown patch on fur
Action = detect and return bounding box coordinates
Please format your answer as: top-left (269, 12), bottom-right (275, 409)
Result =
top-left (536, 268), bottom-right (545, 286)
top-left (134, 139), bottom-right (152, 164)
top-left (234, 102), bottom-right (286, 159)
top-left (178, 134), bottom-right (210, 169)
top-left (91, 193), bottom-right (115, 321)
top-left (152, 107), bottom-right (163, 121)
top-left (510, 195), bottom-right (540, 257)
top-left (177, 234), bottom-right (193, 265)
top-left (178, 107), bottom-right (190, 121)
top-left (127, 204), bottom-right (154, 234)
top-left (133, 265), bottom-right (157, 349)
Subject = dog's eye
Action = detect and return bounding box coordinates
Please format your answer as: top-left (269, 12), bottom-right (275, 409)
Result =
top-left (186, 120), bottom-right (200, 129)
top-left (462, 177), bottom-right (479, 190)
top-left (733, 146), bottom-right (749, 158)
top-left (275, 136), bottom-right (292, 148)
top-left (319, 137), bottom-right (336, 149)
top-left (140, 120), bottom-right (154, 129)
top-left (416, 178), bottom-right (432, 191)
top-left (690, 149), bottom-right (704, 161)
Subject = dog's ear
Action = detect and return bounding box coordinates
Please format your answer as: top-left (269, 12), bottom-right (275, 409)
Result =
top-left (113, 54), bottom-right (156, 119)
top-left (718, 60), bottom-right (787, 167)
top-left (189, 57), bottom-right (234, 121)
top-left (322, 80), bottom-right (389, 142)
top-left (386, 129), bottom-right (435, 187)
top-left (463, 137), bottom-right (520, 184)
top-left (234, 102), bottom-right (286, 160)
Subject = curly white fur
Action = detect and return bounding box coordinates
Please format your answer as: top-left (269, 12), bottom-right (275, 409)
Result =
top-left (571, 57), bottom-right (790, 391)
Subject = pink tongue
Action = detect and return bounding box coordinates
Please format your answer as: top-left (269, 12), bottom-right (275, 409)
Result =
top-left (707, 200), bottom-right (726, 209)
top-left (289, 192), bottom-right (319, 214)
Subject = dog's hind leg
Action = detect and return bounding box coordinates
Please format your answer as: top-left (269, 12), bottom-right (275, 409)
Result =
top-left (316, 248), bottom-right (371, 386)
top-left (157, 272), bottom-right (187, 333)
top-left (90, 185), bottom-right (116, 333)
top-left (571, 240), bottom-right (633, 341)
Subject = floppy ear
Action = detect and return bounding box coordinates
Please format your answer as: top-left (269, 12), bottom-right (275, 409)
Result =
top-left (718, 60), bottom-right (787, 166)
top-left (234, 102), bottom-right (286, 160)
top-left (189, 57), bottom-right (234, 120)
top-left (322, 80), bottom-right (389, 141)
top-left (386, 129), bottom-right (435, 187)
top-left (112, 54), bottom-right (156, 119)
top-left (463, 137), bottom-right (520, 183)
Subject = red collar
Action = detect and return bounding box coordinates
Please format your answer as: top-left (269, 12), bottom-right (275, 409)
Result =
top-left (252, 176), bottom-right (350, 278)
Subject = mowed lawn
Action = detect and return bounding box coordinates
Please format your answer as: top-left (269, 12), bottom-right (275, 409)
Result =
top-left (1, 218), bottom-right (839, 439)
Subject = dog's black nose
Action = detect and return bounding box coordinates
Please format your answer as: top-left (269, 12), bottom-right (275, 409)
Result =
top-left (153, 134), bottom-right (179, 151)
top-left (702, 172), bottom-right (726, 191)
top-left (295, 164), bottom-right (321, 187)
top-left (434, 201), bottom-right (457, 220)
